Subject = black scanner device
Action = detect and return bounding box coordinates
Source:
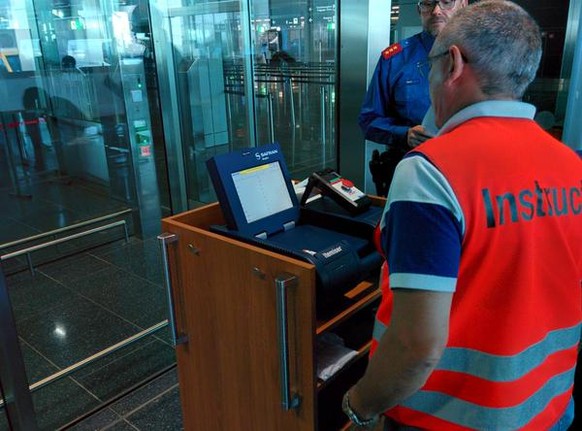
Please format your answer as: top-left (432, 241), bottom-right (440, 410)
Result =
top-left (299, 167), bottom-right (384, 241)
top-left (206, 143), bottom-right (382, 314)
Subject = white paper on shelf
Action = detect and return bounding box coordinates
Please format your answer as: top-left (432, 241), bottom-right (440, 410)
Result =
top-left (316, 333), bottom-right (358, 382)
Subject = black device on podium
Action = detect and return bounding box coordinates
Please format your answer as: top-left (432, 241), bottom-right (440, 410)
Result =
top-left (299, 168), bottom-right (383, 241)
top-left (206, 143), bottom-right (383, 314)
top-left (300, 168), bottom-right (372, 215)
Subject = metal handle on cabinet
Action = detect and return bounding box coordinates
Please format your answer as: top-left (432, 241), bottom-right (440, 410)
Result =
top-left (158, 233), bottom-right (188, 346)
top-left (275, 273), bottom-right (301, 411)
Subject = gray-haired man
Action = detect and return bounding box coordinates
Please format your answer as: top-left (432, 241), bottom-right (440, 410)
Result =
top-left (343, 1), bottom-right (582, 430)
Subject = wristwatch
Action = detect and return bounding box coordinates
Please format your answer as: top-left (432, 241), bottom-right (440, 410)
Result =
top-left (342, 390), bottom-right (379, 428)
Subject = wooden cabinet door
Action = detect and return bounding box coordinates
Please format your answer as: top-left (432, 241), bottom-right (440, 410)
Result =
top-left (164, 221), bottom-right (317, 431)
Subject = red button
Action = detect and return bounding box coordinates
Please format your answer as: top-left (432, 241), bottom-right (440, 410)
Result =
top-left (341, 179), bottom-right (354, 189)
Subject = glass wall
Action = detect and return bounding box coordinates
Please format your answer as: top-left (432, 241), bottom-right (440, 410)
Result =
top-left (1, 0), bottom-right (168, 246)
top-left (1, 1), bottom-right (343, 428)
top-left (1, 1), bottom-right (172, 429)
top-left (151, 0), bottom-right (338, 208)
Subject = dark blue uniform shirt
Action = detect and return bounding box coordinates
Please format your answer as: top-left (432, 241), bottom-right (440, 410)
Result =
top-left (359, 31), bottom-right (435, 148)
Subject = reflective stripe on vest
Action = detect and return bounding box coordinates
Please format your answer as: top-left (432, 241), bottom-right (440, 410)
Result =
top-left (438, 323), bottom-right (580, 381)
top-left (373, 319), bottom-right (581, 382)
top-left (373, 320), bottom-right (579, 382)
top-left (400, 366), bottom-right (575, 430)
top-left (372, 318), bottom-right (580, 429)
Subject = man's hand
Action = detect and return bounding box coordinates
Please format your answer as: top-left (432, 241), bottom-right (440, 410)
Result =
top-left (407, 125), bottom-right (434, 148)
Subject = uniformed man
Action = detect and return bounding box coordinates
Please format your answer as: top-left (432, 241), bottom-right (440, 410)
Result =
top-left (361, 0), bottom-right (467, 196)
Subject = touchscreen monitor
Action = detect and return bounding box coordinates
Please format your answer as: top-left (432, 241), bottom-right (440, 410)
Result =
top-left (207, 143), bottom-right (299, 237)
top-left (232, 161), bottom-right (294, 224)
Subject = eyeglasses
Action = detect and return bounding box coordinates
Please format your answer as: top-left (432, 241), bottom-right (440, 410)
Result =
top-left (416, 50), bottom-right (449, 78)
top-left (417, 0), bottom-right (457, 13)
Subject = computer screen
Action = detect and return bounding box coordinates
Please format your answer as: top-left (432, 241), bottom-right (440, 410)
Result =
top-left (231, 161), bottom-right (293, 224)
top-left (206, 142), bottom-right (299, 237)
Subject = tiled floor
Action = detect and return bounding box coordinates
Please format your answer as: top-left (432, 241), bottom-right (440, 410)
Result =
top-left (68, 367), bottom-right (183, 431)
top-left (2, 237), bottom-right (182, 431)
top-left (0, 162), bottom-right (183, 429)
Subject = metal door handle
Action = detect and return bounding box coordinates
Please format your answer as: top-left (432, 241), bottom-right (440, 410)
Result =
top-left (275, 273), bottom-right (301, 411)
top-left (158, 233), bottom-right (188, 346)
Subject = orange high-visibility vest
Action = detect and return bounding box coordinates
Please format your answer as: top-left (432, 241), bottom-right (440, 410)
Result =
top-left (372, 117), bottom-right (581, 430)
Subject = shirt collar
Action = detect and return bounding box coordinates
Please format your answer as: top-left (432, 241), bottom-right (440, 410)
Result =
top-left (438, 100), bottom-right (537, 136)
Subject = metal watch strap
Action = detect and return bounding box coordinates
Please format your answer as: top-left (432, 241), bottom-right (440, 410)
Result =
top-left (342, 391), bottom-right (378, 428)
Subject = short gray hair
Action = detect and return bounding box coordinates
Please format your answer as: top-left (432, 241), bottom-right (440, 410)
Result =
top-left (434, 0), bottom-right (542, 98)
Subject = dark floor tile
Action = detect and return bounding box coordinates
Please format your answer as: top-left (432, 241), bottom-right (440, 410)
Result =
top-left (71, 266), bottom-right (168, 329)
top-left (110, 367), bottom-right (178, 417)
top-left (124, 386), bottom-right (183, 431)
top-left (34, 239), bottom-right (81, 259)
top-left (32, 377), bottom-right (101, 431)
top-left (36, 253), bottom-right (113, 285)
top-left (0, 256), bottom-right (29, 275)
top-left (0, 194), bottom-right (62, 220)
top-left (60, 227), bottom-right (132, 254)
top-left (88, 237), bottom-right (143, 256)
top-left (73, 338), bottom-right (176, 402)
top-left (2, 229), bottom-right (130, 278)
top-left (24, 177), bottom-right (83, 199)
top-left (152, 325), bottom-right (174, 347)
top-left (27, 180), bottom-right (128, 217)
top-left (93, 237), bottom-right (164, 285)
top-left (1, 177), bottom-right (131, 249)
top-left (19, 206), bottom-right (92, 236)
top-left (0, 216), bottom-right (41, 244)
top-left (0, 161), bottom-right (170, 431)
top-left (19, 341), bottom-right (59, 385)
top-left (22, 352), bottom-right (95, 429)
top-left (67, 407), bottom-right (122, 431)
top-left (16, 295), bottom-right (140, 369)
top-left (26, 246), bottom-right (78, 271)
top-left (6, 271), bottom-right (77, 322)
top-left (102, 419), bottom-right (137, 431)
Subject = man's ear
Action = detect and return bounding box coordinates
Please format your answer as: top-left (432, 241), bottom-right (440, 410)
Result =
top-left (446, 45), bottom-right (466, 83)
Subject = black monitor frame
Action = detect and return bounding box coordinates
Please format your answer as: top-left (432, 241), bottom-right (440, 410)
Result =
top-left (206, 142), bottom-right (299, 237)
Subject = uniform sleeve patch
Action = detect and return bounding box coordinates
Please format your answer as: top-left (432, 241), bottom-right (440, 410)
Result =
top-left (382, 43), bottom-right (403, 60)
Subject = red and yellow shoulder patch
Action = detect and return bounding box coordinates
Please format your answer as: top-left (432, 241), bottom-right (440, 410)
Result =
top-left (382, 42), bottom-right (403, 60)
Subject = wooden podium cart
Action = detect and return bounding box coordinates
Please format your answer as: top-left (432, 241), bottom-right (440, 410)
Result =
top-left (160, 202), bottom-right (382, 430)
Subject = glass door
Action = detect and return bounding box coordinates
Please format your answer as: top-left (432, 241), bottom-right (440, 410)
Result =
top-left (151, 0), bottom-right (338, 209)
top-left (151, 0), bottom-right (252, 206)
top-left (1, 0), bottom-right (169, 245)
top-left (1, 1), bottom-right (175, 429)
top-left (253, 0), bottom-right (337, 179)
